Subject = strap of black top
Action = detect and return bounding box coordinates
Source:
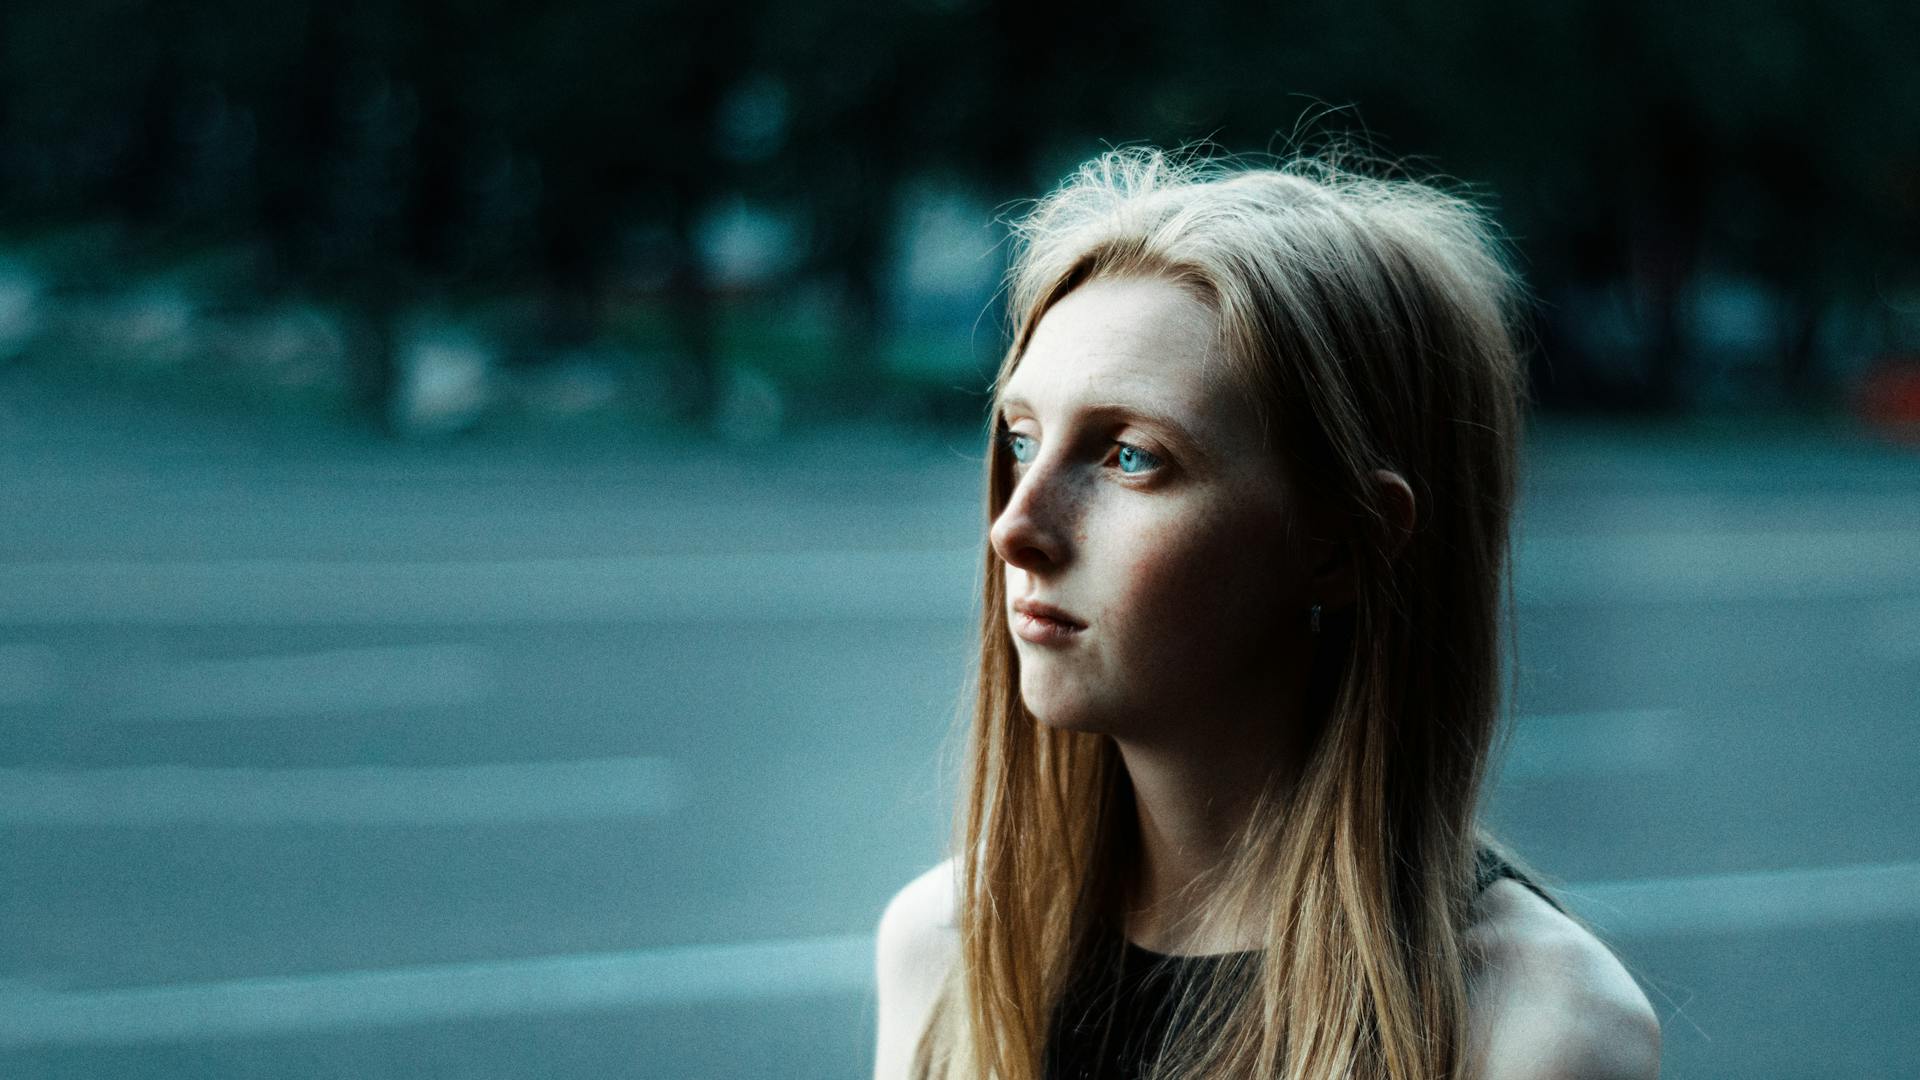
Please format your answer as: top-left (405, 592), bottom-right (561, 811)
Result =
top-left (1473, 845), bottom-right (1567, 913)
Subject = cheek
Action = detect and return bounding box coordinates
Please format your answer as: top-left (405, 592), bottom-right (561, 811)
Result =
top-left (1107, 509), bottom-right (1295, 657)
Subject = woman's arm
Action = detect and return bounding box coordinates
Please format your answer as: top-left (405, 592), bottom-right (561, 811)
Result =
top-left (874, 859), bottom-right (961, 1080)
top-left (1464, 879), bottom-right (1662, 1080)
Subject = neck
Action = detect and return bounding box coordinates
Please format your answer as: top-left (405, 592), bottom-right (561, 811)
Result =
top-left (1106, 627), bottom-right (1328, 955)
top-left (1112, 718), bottom-right (1297, 956)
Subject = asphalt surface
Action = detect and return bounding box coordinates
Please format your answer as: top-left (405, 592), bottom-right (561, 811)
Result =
top-left (2, 368), bottom-right (1917, 1079)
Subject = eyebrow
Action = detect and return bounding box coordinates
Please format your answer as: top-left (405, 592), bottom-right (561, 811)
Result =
top-left (994, 393), bottom-right (1206, 459)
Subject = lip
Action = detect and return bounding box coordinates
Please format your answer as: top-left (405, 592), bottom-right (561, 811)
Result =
top-left (1014, 598), bottom-right (1085, 627)
top-left (1012, 598), bottom-right (1086, 644)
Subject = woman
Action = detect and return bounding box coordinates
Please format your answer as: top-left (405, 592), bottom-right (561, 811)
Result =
top-left (874, 147), bottom-right (1660, 1080)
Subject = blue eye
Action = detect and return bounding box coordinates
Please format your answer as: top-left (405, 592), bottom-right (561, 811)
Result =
top-left (1004, 431), bottom-right (1036, 463)
top-left (1115, 443), bottom-right (1161, 475)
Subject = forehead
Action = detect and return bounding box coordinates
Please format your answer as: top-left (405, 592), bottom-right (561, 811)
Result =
top-left (999, 276), bottom-right (1242, 427)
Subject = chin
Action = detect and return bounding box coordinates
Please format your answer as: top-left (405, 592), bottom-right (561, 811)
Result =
top-left (1018, 675), bottom-right (1125, 736)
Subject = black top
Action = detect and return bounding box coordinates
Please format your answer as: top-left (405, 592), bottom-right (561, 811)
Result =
top-left (1042, 847), bottom-right (1547, 1080)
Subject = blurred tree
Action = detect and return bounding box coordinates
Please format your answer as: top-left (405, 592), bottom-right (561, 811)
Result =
top-left (0, 0), bottom-right (1912, 423)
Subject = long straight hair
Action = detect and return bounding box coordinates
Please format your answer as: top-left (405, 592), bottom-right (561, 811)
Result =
top-left (932, 146), bottom-right (1531, 1080)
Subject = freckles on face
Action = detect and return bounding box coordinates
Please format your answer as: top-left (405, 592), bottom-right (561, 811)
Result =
top-left (995, 276), bottom-right (1306, 734)
top-left (1098, 486), bottom-right (1296, 702)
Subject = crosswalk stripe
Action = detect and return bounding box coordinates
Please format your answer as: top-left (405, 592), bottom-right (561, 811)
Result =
top-left (0, 757), bottom-right (689, 827)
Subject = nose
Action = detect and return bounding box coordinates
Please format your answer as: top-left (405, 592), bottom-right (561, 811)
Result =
top-left (990, 457), bottom-right (1073, 572)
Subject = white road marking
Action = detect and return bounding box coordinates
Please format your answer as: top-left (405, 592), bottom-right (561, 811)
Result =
top-left (108, 643), bottom-right (496, 722)
top-left (1498, 708), bottom-right (1685, 781)
top-left (0, 933), bottom-right (873, 1047)
top-left (3, 859), bottom-right (1913, 1046)
top-left (0, 757), bottom-right (688, 826)
top-left (0, 550), bottom-right (979, 625)
top-left (1515, 529), bottom-right (1920, 606)
top-left (1563, 860), bottom-right (1920, 939)
top-left (0, 528), bottom-right (1914, 626)
top-left (0, 642), bottom-right (59, 706)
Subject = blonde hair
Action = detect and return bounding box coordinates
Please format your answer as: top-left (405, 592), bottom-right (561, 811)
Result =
top-left (928, 146), bottom-right (1532, 1080)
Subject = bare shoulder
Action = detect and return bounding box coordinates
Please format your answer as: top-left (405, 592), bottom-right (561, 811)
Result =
top-left (874, 858), bottom-right (962, 1080)
top-left (1463, 879), bottom-right (1662, 1080)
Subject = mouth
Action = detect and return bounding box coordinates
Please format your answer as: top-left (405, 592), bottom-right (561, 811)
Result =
top-left (1013, 598), bottom-right (1085, 629)
top-left (1012, 599), bottom-right (1086, 644)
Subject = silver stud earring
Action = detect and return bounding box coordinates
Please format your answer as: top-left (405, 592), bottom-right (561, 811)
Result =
top-left (1310, 604), bottom-right (1322, 635)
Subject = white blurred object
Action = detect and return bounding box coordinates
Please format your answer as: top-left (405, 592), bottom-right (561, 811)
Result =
top-left (203, 303), bottom-right (350, 390)
top-left (254, 304), bottom-right (349, 388)
top-left (105, 284), bottom-right (198, 368)
top-left (514, 347), bottom-right (625, 417)
top-left (0, 258), bottom-right (44, 361)
top-left (388, 321), bottom-right (496, 437)
top-left (695, 197), bottom-right (801, 289)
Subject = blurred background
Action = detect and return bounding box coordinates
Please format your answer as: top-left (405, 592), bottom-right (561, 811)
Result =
top-left (0, 1), bottom-right (1916, 1077)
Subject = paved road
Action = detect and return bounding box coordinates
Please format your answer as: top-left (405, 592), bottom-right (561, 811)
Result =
top-left (2, 369), bottom-right (1917, 1078)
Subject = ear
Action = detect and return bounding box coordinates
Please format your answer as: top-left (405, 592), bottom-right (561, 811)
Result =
top-left (1308, 469), bottom-right (1417, 610)
top-left (1372, 468), bottom-right (1417, 558)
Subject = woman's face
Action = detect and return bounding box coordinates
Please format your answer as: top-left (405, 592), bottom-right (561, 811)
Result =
top-left (991, 276), bottom-right (1328, 742)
